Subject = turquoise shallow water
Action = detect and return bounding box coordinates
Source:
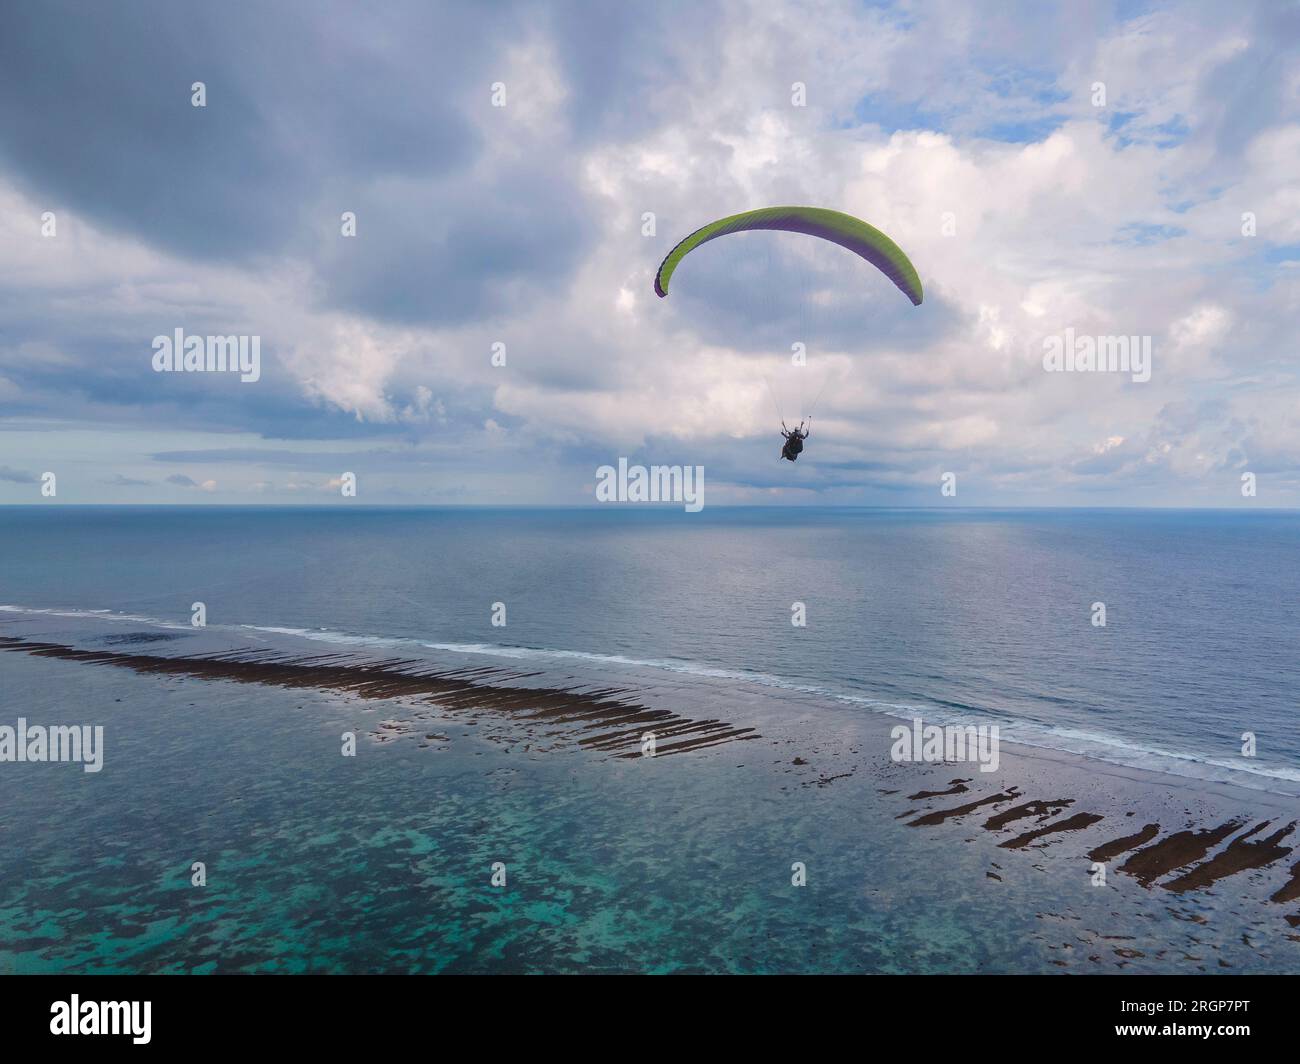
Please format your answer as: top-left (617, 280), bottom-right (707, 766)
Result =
top-left (2, 648), bottom-right (1295, 974)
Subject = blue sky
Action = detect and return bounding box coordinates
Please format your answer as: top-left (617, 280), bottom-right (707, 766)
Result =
top-left (0, 0), bottom-right (1297, 506)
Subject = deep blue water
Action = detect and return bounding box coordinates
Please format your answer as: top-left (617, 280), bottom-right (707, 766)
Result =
top-left (2, 506), bottom-right (1298, 786)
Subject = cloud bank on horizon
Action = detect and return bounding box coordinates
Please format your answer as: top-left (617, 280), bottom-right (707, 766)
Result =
top-left (0, 0), bottom-right (1297, 506)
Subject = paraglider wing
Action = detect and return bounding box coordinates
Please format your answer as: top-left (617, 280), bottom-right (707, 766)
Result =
top-left (653, 206), bottom-right (923, 306)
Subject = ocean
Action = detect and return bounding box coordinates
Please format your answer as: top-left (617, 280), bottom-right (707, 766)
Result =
top-left (2, 505), bottom-right (1298, 972)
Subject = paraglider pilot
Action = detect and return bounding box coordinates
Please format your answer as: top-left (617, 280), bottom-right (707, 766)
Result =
top-left (780, 419), bottom-right (810, 462)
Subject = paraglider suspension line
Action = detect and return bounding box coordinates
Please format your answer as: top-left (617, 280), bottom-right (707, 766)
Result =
top-left (763, 374), bottom-right (786, 423)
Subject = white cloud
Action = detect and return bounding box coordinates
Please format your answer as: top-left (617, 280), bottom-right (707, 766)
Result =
top-left (2, 0), bottom-right (1298, 505)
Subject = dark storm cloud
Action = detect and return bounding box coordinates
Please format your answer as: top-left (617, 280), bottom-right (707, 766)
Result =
top-left (0, 465), bottom-right (39, 483)
top-left (1196, 3), bottom-right (1300, 166)
top-left (659, 234), bottom-right (954, 354)
top-left (543, 4), bottom-right (718, 143)
top-left (0, 0), bottom-right (489, 261)
top-left (0, 326), bottom-right (396, 442)
top-left (315, 167), bottom-right (594, 326)
top-left (149, 444), bottom-right (502, 476)
top-left (0, 1), bottom-right (713, 331)
top-left (154, 447), bottom-right (414, 468)
top-left (0, 0), bottom-right (703, 454)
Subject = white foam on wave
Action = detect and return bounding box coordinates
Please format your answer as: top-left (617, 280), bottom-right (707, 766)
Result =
top-left (833, 691), bottom-right (1300, 786)
top-left (6, 605), bottom-right (1298, 792)
top-left (419, 640), bottom-right (835, 692)
top-left (425, 642), bottom-right (1300, 790)
top-left (1002, 723), bottom-right (1300, 785)
top-left (0, 604), bottom-right (190, 629)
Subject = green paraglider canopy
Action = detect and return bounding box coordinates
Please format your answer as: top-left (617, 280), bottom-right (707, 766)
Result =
top-left (654, 206), bottom-right (923, 306)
